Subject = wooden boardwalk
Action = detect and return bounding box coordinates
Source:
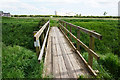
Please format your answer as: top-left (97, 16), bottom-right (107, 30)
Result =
top-left (34, 20), bottom-right (102, 78)
top-left (43, 27), bottom-right (91, 78)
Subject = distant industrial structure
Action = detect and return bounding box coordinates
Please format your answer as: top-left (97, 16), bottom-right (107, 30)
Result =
top-left (65, 12), bottom-right (77, 16)
top-left (0, 11), bottom-right (11, 17)
top-left (55, 11), bottom-right (57, 16)
top-left (54, 11), bottom-right (77, 16)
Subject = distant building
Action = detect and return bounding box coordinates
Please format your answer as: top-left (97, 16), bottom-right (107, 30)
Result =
top-left (65, 12), bottom-right (76, 16)
top-left (3, 13), bottom-right (11, 17)
top-left (0, 11), bottom-right (3, 16)
top-left (55, 11), bottom-right (57, 16)
top-left (0, 11), bottom-right (11, 17)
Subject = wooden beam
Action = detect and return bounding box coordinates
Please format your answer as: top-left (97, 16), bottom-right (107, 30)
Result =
top-left (59, 27), bottom-right (97, 76)
top-left (66, 23), bottom-right (67, 29)
top-left (38, 26), bottom-right (50, 61)
top-left (77, 28), bottom-right (80, 52)
top-left (88, 35), bottom-right (95, 67)
top-left (34, 21), bottom-right (49, 40)
top-left (59, 23), bottom-right (100, 60)
top-left (59, 20), bottom-right (102, 40)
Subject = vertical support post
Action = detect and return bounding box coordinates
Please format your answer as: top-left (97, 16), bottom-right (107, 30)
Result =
top-left (63, 22), bottom-right (65, 33)
top-left (33, 31), bottom-right (41, 57)
top-left (66, 23), bottom-right (67, 35)
top-left (59, 20), bottom-right (61, 29)
top-left (77, 28), bottom-right (80, 52)
top-left (70, 25), bottom-right (72, 41)
top-left (88, 35), bottom-right (95, 67)
top-left (41, 33), bottom-right (44, 45)
top-left (66, 23), bottom-right (67, 29)
top-left (63, 22), bottom-right (64, 27)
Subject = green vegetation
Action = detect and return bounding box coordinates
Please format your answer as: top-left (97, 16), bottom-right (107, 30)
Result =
top-left (2, 17), bottom-right (48, 78)
top-left (63, 19), bottom-right (119, 55)
top-left (49, 18), bottom-right (59, 27)
top-left (62, 19), bottom-right (120, 79)
top-left (12, 15), bottom-right (119, 18)
top-left (2, 44), bottom-right (43, 78)
top-left (2, 17), bottom-right (120, 79)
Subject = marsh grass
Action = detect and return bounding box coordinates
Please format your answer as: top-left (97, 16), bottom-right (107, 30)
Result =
top-left (2, 17), bottom-right (48, 78)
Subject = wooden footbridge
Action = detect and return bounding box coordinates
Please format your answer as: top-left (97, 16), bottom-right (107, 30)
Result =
top-left (33, 20), bottom-right (102, 78)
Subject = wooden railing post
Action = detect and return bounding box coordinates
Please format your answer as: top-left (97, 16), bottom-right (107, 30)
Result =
top-left (77, 28), bottom-right (80, 52)
top-left (66, 23), bottom-right (67, 35)
top-left (63, 22), bottom-right (64, 27)
top-left (63, 22), bottom-right (66, 34)
top-left (33, 31), bottom-right (41, 57)
top-left (42, 30), bottom-right (46, 54)
top-left (66, 23), bottom-right (67, 29)
top-left (88, 35), bottom-right (95, 67)
top-left (70, 25), bottom-right (72, 40)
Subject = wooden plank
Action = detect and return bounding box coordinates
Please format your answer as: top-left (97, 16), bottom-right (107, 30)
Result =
top-left (54, 27), bottom-right (69, 78)
top-left (59, 27), bottom-right (97, 76)
top-left (52, 28), bottom-right (61, 78)
top-left (43, 28), bottom-right (52, 77)
top-left (59, 20), bottom-right (102, 40)
top-left (59, 27), bottom-right (89, 77)
top-left (63, 38), bottom-right (91, 77)
top-left (64, 43), bottom-right (83, 78)
top-left (55, 27), bottom-right (77, 78)
top-left (59, 23), bottom-right (100, 60)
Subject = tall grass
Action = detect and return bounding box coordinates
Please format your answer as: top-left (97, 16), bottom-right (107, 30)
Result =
top-left (2, 17), bottom-right (48, 50)
top-left (2, 44), bottom-right (44, 78)
top-left (2, 17), bottom-right (48, 78)
top-left (63, 19), bottom-right (119, 55)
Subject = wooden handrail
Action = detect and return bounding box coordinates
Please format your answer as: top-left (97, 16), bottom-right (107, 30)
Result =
top-left (38, 26), bottom-right (50, 61)
top-left (59, 20), bottom-right (102, 40)
top-left (34, 21), bottom-right (50, 40)
top-left (59, 20), bottom-right (102, 68)
top-left (59, 25), bottom-right (97, 76)
top-left (59, 23), bottom-right (100, 60)
top-left (33, 20), bottom-right (50, 62)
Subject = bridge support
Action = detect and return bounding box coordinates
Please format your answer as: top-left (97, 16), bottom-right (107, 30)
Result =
top-left (88, 35), bottom-right (95, 67)
top-left (77, 28), bottom-right (80, 52)
top-left (33, 31), bottom-right (41, 57)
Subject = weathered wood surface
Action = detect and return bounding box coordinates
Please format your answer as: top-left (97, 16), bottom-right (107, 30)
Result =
top-left (59, 23), bottom-right (100, 60)
top-left (43, 27), bottom-right (92, 78)
top-left (59, 20), bottom-right (102, 40)
top-left (38, 26), bottom-right (50, 61)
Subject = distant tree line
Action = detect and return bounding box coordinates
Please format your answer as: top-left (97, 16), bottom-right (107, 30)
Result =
top-left (11, 15), bottom-right (119, 18)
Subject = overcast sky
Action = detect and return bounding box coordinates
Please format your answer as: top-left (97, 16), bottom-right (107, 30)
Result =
top-left (0, 0), bottom-right (119, 16)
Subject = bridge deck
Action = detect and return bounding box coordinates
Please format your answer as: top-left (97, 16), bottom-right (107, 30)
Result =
top-left (43, 27), bottom-right (91, 78)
